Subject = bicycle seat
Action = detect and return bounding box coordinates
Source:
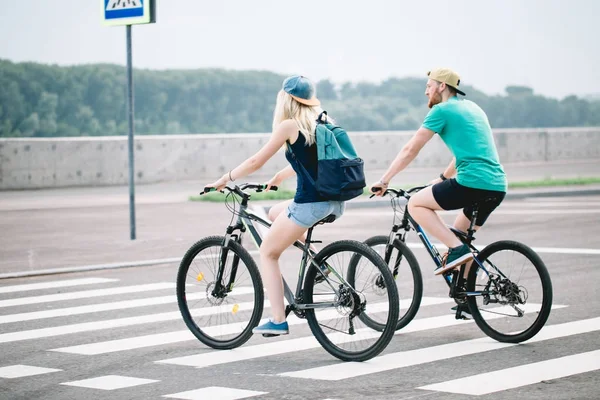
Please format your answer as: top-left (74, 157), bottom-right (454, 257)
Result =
top-left (313, 214), bottom-right (336, 227)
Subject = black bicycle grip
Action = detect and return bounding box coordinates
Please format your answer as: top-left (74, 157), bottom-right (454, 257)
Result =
top-left (200, 187), bottom-right (217, 195)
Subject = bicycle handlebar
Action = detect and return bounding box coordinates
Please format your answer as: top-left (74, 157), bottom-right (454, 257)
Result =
top-left (200, 183), bottom-right (278, 196)
top-left (369, 185), bottom-right (427, 199)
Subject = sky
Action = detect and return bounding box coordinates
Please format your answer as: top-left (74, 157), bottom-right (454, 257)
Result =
top-left (0, 0), bottom-right (598, 99)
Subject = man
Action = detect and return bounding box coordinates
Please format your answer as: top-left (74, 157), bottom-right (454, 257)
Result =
top-left (371, 68), bottom-right (507, 318)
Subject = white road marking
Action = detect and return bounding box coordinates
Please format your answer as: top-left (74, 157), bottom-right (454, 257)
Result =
top-left (162, 386), bottom-right (267, 400)
top-left (60, 375), bottom-right (158, 390)
top-left (0, 282), bottom-right (174, 308)
top-left (419, 349), bottom-right (600, 395)
top-left (156, 301), bottom-right (557, 369)
top-left (0, 364), bottom-right (62, 379)
top-left (0, 278), bottom-right (117, 294)
top-left (52, 298), bottom-right (448, 355)
top-left (0, 287), bottom-right (255, 324)
top-left (1, 301), bottom-right (258, 344)
top-left (280, 314), bottom-right (593, 381)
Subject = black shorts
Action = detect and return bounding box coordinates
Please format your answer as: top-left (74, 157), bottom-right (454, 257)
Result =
top-left (432, 178), bottom-right (506, 226)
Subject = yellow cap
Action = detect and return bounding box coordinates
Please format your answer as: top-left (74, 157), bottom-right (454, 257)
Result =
top-left (427, 68), bottom-right (466, 96)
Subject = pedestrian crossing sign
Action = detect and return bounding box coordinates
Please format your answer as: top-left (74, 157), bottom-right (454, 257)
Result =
top-left (102, 0), bottom-right (156, 26)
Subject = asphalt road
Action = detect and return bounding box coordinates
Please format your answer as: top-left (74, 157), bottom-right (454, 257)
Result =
top-left (1, 193), bottom-right (600, 400)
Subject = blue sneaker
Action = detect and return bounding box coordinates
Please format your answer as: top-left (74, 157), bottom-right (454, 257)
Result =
top-left (435, 244), bottom-right (473, 276)
top-left (252, 319), bottom-right (289, 336)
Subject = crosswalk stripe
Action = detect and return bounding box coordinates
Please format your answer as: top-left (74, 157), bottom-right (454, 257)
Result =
top-left (162, 386), bottom-right (267, 400)
top-left (60, 375), bottom-right (159, 390)
top-left (0, 301), bottom-right (258, 344)
top-left (156, 301), bottom-right (550, 368)
top-left (0, 364), bottom-right (62, 378)
top-left (0, 282), bottom-right (175, 308)
top-left (0, 278), bottom-right (118, 294)
top-left (280, 314), bottom-right (595, 381)
top-left (51, 297), bottom-right (450, 355)
top-left (50, 301), bottom-right (391, 354)
top-left (419, 349), bottom-right (600, 395)
top-left (0, 287), bottom-right (255, 324)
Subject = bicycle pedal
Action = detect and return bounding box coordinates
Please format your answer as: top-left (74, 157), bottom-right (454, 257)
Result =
top-left (261, 333), bottom-right (280, 338)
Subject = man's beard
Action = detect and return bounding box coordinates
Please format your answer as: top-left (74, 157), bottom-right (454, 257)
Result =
top-left (428, 92), bottom-right (442, 109)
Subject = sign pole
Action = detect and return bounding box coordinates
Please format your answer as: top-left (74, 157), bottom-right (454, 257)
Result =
top-left (126, 24), bottom-right (136, 240)
top-left (102, 0), bottom-right (155, 241)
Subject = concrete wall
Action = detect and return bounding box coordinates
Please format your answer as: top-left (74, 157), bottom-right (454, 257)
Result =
top-left (1, 127), bottom-right (599, 190)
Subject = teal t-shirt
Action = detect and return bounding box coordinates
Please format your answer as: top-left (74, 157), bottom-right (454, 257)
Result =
top-left (422, 97), bottom-right (507, 192)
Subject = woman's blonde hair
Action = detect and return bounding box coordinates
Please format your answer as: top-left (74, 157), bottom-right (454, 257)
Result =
top-left (272, 90), bottom-right (330, 146)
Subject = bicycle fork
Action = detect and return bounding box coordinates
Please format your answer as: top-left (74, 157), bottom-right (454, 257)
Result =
top-left (212, 231), bottom-right (244, 298)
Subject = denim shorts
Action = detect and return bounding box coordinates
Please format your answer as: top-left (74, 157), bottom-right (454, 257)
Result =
top-left (286, 201), bottom-right (345, 229)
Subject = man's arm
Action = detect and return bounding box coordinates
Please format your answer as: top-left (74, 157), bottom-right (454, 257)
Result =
top-left (379, 127), bottom-right (435, 185)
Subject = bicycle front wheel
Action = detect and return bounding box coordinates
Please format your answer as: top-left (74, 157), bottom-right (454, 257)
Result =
top-left (176, 236), bottom-right (264, 349)
top-left (357, 235), bottom-right (423, 330)
top-left (466, 240), bottom-right (553, 343)
top-left (303, 240), bottom-right (399, 362)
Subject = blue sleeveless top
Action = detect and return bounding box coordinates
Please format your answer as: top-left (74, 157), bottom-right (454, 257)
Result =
top-left (285, 133), bottom-right (324, 203)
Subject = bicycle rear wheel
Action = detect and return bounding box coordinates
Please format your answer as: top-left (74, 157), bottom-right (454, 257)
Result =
top-left (356, 235), bottom-right (423, 330)
top-left (466, 240), bottom-right (553, 343)
top-left (176, 236), bottom-right (264, 349)
top-left (303, 240), bottom-right (399, 361)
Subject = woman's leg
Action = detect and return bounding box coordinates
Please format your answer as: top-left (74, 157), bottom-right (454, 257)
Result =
top-left (267, 200), bottom-right (292, 222)
top-left (259, 211), bottom-right (307, 323)
top-left (268, 199), bottom-right (317, 253)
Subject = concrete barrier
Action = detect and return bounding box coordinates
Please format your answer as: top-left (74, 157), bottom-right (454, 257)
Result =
top-left (1, 127), bottom-right (598, 190)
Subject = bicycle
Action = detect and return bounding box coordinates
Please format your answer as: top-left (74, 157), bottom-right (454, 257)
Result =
top-left (176, 183), bottom-right (399, 361)
top-left (360, 185), bottom-right (553, 343)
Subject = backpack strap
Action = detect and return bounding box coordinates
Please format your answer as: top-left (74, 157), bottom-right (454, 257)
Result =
top-left (317, 111), bottom-right (328, 124)
top-left (286, 139), bottom-right (318, 188)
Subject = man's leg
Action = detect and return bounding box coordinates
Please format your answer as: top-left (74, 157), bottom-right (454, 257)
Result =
top-left (452, 212), bottom-right (481, 279)
top-left (408, 186), bottom-right (463, 248)
top-left (408, 186), bottom-right (474, 274)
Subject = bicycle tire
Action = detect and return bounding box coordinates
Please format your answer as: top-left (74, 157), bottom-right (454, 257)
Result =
top-left (176, 236), bottom-right (264, 349)
top-left (355, 235), bottom-right (423, 331)
top-left (466, 240), bottom-right (553, 343)
top-left (303, 240), bottom-right (399, 361)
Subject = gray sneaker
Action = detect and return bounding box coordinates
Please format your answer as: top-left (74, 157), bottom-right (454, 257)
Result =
top-left (314, 262), bottom-right (331, 284)
top-left (451, 304), bottom-right (472, 320)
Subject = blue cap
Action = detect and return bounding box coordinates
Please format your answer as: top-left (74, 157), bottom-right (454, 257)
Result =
top-left (282, 75), bottom-right (320, 106)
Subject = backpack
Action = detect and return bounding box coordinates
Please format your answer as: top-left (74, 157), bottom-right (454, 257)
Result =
top-left (287, 111), bottom-right (366, 201)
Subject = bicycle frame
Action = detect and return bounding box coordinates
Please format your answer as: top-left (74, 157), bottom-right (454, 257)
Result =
top-left (382, 189), bottom-right (506, 298)
top-left (218, 188), bottom-right (344, 314)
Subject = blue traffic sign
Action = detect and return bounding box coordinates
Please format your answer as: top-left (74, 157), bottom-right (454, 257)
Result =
top-left (102, 0), bottom-right (155, 26)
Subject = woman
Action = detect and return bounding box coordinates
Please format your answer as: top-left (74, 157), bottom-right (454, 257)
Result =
top-left (205, 75), bottom-right (345, 336)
